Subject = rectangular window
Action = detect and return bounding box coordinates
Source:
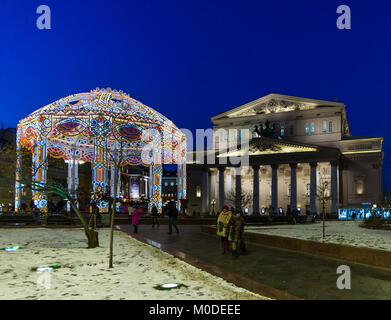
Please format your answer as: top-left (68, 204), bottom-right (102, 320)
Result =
top-left (306, 184), bottom-right (311, 196)
top-left (311, 122), bottom-right (315, 134)
top-left (329, 121), bottom-right (333, 132)
top-left (280, 125), bottom-right (285, 137)
top-left (290, 125), bottom-right (294, 135)
top-left (324, 182), bottom-right (329, 197)
top-left (305, 123), bottom-right (309, 135)
top-left (215, 136), bottom-right (219, 150)
top-left (196, 185), bottom-right (201, 198)
top-left (322, 121), bottom-right (327, 133)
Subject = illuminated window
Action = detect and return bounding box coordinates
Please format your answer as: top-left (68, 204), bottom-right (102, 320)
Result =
top-left (322, 121), bottom-right (327, 133)
top-left (305, 123), bottom-right (309, 135)
top-left (280, 125), bottom-right (285, 137)
top-left (196, 185), bottom-right (201, 198)
top-left (329, 121), bottom-right (333, 132)
top-left (215, 136), bottom-right (219, 150)
top-left (356, 180), bottom-right (364, 195)
top-left (324, 182), bottom-right (329, 197)
top-left (306, 184), bottom-right (311, 196)
top-left (311, 123), bottom-right (315, 134)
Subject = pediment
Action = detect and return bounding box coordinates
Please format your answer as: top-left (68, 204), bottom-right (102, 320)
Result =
top-left (212, 94), bottom-right (344, 120)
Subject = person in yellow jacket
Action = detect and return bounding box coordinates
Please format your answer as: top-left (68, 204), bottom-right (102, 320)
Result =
top-left (216, 205), bottom-right (232, 254)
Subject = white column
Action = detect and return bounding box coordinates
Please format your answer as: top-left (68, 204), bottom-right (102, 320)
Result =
top-left (252, 165), bottom-right (260, 214)
top-left (218, 167), bottom-right (225, 212)
top-left (271, 164), bottom-right (278, 213)
top-left (290, 163), bottom-right (297, 210)
top-left (67, 159), bottom-right (79, 211)
top-left (201, 168), bottom-right (208, 213)
top-left (330, 161), bottom-right (338, 213)
top-left (235, 167), bottom-right (242, 210)
top-left (310, 162), bottom-right (317, 214)
top-left (210, 171), bottom-right (216, 214)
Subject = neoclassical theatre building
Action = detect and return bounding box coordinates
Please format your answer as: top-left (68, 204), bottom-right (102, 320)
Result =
top-left (186, 94), bottom-right (384, 215)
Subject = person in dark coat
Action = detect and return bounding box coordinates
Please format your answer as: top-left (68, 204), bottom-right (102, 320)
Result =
top-left (226, 210), bottom-right (245, 258)
top-left (167, 201), bottom-right (179, 234)
top-left (151, 204), bottom-right (159, 228)
top-left (32, 206), bottom-right (41, 224)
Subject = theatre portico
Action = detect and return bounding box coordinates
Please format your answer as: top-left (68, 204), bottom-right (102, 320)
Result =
top-left (186, 94), bottom-right (383, 215)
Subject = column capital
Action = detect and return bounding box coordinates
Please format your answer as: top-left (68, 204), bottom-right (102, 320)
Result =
top-left (309, 162), bottom-right (317, 168)
top-left (289, 163), bottom-right (298, 169)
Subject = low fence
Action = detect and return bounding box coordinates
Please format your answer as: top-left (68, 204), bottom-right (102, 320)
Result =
top-left (201, 225), bottom-right (391, 270)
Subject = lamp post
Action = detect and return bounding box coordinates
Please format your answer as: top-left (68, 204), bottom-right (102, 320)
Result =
top-left (211, 199), bottom-right (216, 215)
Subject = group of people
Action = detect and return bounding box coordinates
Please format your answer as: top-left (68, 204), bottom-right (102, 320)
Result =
top-left (128, 201), bottom-right (180, 235)
top-left (216, 205), bottom-right (246, 258)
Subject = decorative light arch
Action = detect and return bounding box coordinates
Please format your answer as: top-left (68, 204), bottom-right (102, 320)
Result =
top-left (15, 88), bottom-right (187, 213)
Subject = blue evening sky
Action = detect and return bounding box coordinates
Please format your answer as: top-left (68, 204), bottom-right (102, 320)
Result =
top-left (1, 0), bottom-right (390, 190)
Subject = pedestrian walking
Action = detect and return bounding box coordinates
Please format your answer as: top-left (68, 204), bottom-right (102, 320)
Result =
top-left (32, 205), bottom-right (41, 224)
top-left (151, 204), bottom-right (160, 228)
top-left (167, 201), bottom-right (179, 234)
top-left (128, 202), bottom-right (134, 224)
top-left (216, 205), bottom-right (232, 254)
top-left (131, 205), bottom-right (140, 233)
top-left (227, 210), bottom-right (245, 258)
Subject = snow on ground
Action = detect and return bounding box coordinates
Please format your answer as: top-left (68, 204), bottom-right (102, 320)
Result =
top-left (0, 228), bottom-right (268, 300)
top-left (246, 221), bottom-right (391, 251)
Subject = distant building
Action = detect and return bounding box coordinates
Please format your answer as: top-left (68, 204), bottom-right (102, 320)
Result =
top-left (162, 169), bottom-right (178, 205)
top-left (187, 94), bottom-right (384, 215)
top-left (0, 126), bottom-right (17, 208)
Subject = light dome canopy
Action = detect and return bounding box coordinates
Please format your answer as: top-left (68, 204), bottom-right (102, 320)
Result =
top-left (17, 88), bottom-right (186, 165)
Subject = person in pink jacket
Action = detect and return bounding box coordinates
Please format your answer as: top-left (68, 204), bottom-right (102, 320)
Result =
top-left (131, 206), bottom-right (140, 233)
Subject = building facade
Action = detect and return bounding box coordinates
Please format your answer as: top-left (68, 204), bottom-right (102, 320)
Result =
top-left (187, 94), bottom-right (384, 215)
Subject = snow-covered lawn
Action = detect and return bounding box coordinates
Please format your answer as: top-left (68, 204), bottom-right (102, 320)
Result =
top-left (0, 228), bottom-right (268, 300)
top-left (246, 221), bottom-right (391, 251)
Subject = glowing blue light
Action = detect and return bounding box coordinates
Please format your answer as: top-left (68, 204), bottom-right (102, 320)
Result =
top-left (36, 267), bottom-right (53, 272)
top-left (4, 246), bottom-right (21, 252)
top-left (160, 283), bottom-right (179, 289)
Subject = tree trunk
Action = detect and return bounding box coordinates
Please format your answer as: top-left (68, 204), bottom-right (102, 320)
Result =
top-left (85, 228), bottom-right (99, 248)
top-left (322, 202), bottom-right (325, 239)
top-left (109, 166), bottom-right (118, 268)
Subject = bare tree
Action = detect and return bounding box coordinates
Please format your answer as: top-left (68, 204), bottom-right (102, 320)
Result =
top-left (18, 160), bottom-right (100, 248)
top-left (316, 177), bottom-right (332, 239)
top-left (225, 190), bottom-right (253, 212)
top-left (107, 134), bottom-right (127, 268)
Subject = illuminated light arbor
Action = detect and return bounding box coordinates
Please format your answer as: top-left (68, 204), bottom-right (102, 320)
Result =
top-left (14, 88), bottom-right (187, 213)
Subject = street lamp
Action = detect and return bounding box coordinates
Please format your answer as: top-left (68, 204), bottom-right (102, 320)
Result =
top-left (211, 199), bottom-right (216, 215)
